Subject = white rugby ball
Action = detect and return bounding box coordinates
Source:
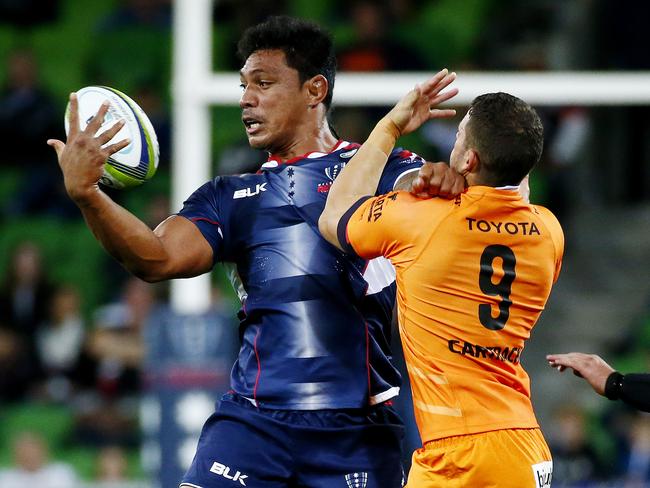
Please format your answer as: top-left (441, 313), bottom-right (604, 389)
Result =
top-left (64, 86), bottom-right (159, 189)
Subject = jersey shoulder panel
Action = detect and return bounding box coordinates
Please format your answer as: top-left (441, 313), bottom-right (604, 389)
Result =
top-left (377, 147), bottom-right (424, 194)
top-left (346, 190), bottom-right (441, 265)
top-left (531, 204), bottom-right (564, 257)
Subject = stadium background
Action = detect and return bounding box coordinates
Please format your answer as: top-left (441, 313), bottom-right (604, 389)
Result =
top-left (1, 0), bottom-right (650, 486)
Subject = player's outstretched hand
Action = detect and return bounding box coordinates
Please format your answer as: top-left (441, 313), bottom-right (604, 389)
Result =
top-left (47, 93), bottom-right (130, 204)
top-left (411, 162), bottom-right (466, 199)
top-left (546, 352), bottom-right (615, 396)
top-left (386, 68), bottom-right (458, 137)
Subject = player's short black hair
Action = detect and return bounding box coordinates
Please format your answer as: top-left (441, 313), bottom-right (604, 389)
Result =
top-left (237, 15), bottom-right (337, 110)
top-left (466, 93), bottom-right (544, 186)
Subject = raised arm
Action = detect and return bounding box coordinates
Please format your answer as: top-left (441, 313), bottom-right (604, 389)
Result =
top-left (48, 93), bottom-right (213, 282)
top-left (318, 69), bottom-right (463, 249)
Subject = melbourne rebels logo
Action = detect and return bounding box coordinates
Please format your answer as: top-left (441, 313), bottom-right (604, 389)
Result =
top-left (345, 472), bottom-right (368, 488)
top-left (318, 163), bottom-right (347, 194)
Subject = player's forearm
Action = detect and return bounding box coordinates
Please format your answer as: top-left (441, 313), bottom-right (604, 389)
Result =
top-left (320, 117), bottom-right (400, 244)
top-left (76, 191), bottom-right (171, 281)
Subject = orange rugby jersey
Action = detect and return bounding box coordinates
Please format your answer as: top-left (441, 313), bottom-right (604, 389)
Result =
top-left (342, 186), bottom-right (564, 443)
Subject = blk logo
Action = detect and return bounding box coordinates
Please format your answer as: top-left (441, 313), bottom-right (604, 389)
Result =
top-left (345, 472), bottom-right (368, 488)
top-left (210, 461), bottom-right (248, 486)
top-left (233, 183), bottom-right (266, 199)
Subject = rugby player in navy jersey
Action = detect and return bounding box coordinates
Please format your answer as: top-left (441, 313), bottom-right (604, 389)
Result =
top-left (48, 16), bottom-right (462, 488)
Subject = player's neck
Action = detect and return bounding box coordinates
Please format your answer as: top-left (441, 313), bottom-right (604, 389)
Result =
top-left (270, 121), bottom-right (338, 162)
top-left (467, 173), bottom-right (494, 188)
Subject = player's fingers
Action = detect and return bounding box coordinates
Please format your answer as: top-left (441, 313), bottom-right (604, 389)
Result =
top-left (455, 170), bottom-right (468, 194)
top-left (86, 101), bottom-right (110, 135)
top-left (96, 119), bottom-right (126, 145)
top-left (547, 353), bottom-right (579, 361)
top-left (103, 137), bottom-right (131, 156)
top-left (430, 108), bottom-right (457, 120)
top-left (430, 87), bottom-right (459, 108)
top-left (68, 93), bottom-right (80, 137)
top-left (426, 162), bottom-right (447, 197)
top-left (436, 167), bottom-right (456, 199)
top-left (410, 164), bottom-right (433, 197)
top-left (444, 169), bottom-right (466, 197)
top-left (411, 176), bottom-right (426, 197)
top-left (420, 69), bottom-right (449, 96)
top-left (47, 139), bottom-right (65, 159)
top-left (433, 71), bottom-right (457, 95)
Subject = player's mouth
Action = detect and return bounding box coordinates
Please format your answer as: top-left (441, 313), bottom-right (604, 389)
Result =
top-left (243, 116), bottom-right (263, 135)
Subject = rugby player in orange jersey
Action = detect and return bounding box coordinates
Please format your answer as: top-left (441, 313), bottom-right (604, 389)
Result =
top-left (320, 74), bottom-right (563, 487)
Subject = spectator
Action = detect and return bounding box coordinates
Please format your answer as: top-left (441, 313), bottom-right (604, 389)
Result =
top-left (0, 241), bottom-right (52, 334)
top-left (337, 0), bottom-right (425, 72)
top-left (0, 241), bottom-right (53, 398)
top-left (620, 413), bottom-right (650, 485)
top-left (96, 0), bottom-right (172, 31)
top-left (0, 49), bottom-right (76, 218)
top-left (0, 321), bottom-right (33, 401)
top-left (0, 431), bottom-right (78, 488)
top-left (96, 445), bottom-right (129, 485)
top-left (0, 0), bottom-right (60, 26)
top-left (548, 405), bottom-right (604, 485)
top-left (0, 48), bottom-right (61, 167)
top-left (35, 285), bottom-right (85, 402)
top-left (73, 277), bottom-right (159, 447)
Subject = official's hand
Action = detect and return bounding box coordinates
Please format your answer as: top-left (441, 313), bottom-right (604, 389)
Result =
top-left (47, 93), bottom-right (130, 204)
top-left (547, 352), bottom-right (615, 396)
top-left (411, 162), bottom-right (466, 199)
top-left (386, 68), bottom-right (458, 137)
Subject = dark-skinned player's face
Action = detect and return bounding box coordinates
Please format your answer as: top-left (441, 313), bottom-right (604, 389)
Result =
top-left (239, 49), bottom-right (309, 153)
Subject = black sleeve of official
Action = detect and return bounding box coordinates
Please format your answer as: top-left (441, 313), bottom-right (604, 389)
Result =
top-left (607, 372), bottom-right (650, 413)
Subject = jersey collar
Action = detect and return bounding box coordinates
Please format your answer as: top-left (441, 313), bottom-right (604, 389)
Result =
top-left (260, 140), bottom-right (350, 169)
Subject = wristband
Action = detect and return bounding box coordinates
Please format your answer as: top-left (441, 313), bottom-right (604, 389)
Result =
top-left (365, 118), bottom-right (401, 157)
top-left (605, 371), bottom-right (624, 400)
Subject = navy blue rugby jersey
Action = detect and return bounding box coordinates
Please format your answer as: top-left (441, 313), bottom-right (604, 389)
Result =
top-left (178, 140), bottom-right (423, 409)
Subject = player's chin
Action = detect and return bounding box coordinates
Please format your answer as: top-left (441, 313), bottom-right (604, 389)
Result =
top-left (246, 133), bottom-right (270, 151)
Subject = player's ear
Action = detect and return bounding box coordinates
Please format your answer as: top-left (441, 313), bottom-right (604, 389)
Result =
top-left (465, 149), bottom-right (480, 175)
top-left (458, 149), bottom-right (479, 177)
top-left (306, 75), bottom-right (328, 108)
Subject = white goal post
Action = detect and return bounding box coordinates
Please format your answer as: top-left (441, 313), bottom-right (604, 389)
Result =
top-left (171, 0), bottom-right (650, 313)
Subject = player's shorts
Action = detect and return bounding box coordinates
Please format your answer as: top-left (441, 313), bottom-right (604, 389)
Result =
top-left (181, 392), bottom-right (405, 488)
top-left (406, 428), bottom-right (552, 488)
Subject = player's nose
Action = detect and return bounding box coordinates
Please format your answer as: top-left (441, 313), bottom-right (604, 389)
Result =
top-left (239, 86), bottom-right (257, 109)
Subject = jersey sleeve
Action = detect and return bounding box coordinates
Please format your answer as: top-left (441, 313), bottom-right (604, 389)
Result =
top-left (338, 191), bottom-right (416, 262)
top-left (535, 205), bottom-right (565, 282)
top-left (376, 147), bottom-right (424, 195)
top-left (177, 177), bottom-right (230, 263)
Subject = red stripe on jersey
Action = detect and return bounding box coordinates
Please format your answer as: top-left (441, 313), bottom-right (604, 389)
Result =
top-left (365, 321), bottom-right (371, 404)
top-left (253, 327), bottom-right (262, 406)
top-left (191, 217), bottom-right (221, 227)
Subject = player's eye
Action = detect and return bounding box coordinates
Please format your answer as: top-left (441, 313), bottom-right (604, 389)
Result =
top-left (259, 81), bottom-right (271, 87)
top-left (239, 83), bottom-right (246, 90)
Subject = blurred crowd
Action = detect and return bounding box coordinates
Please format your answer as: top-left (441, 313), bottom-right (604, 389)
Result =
top-left (1, 0), bottom-right (650, 485)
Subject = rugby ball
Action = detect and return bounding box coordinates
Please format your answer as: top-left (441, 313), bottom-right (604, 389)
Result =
top-left (64, 86), bottom-right (159, 189)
